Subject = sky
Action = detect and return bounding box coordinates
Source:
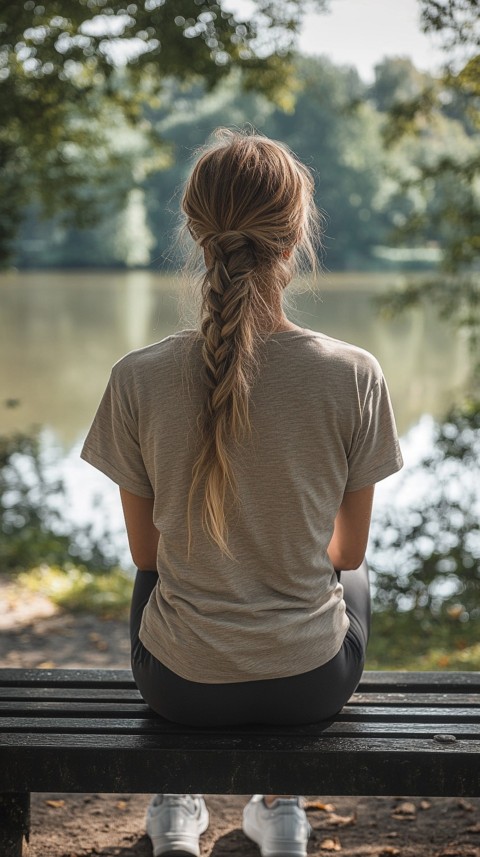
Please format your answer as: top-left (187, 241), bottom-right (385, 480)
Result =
top-left (298, 0), bottom-right (446, 81)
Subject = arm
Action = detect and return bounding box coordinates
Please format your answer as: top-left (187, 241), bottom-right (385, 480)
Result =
top-left (120, 487), bottom-right (159, 571)
top-left (328, 484), bottom-right (374, 570)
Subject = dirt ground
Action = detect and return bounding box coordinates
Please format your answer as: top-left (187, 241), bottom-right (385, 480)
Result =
top-left (1, 579), bottom-right (479, 857)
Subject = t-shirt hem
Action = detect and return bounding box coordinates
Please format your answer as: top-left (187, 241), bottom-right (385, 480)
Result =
top-left (80, 448), bottom-right (154, 498)
top-left (345, 451), bottom-right (403, 493)
top-left (139, 616), bottom-right (349, 684)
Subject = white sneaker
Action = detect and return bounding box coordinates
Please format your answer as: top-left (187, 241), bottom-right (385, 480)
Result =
top-left (242, 795), bottom-right (311, 857)
top-left (146, 794), bottom-right (209, 857)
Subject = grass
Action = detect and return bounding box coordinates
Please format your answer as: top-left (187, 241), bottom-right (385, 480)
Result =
top-left (15, 565), bottom-right (480, 670)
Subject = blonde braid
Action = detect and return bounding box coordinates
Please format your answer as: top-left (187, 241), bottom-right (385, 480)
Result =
top-left (188, 231), bottom-right (257, 556)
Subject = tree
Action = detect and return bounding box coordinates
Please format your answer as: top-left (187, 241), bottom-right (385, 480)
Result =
top-left (15, 56), bottom-right (398, 271)
top-left (369, 0), bottom-right (480, 631)
top-left (0, 0), bottom-right (326, 265)
top-left (419, 0), bottom-right (480, 53)
top-left (376, 0), bottom-right (480, 356)
top-left (266, 57), bottom-right (389, 269)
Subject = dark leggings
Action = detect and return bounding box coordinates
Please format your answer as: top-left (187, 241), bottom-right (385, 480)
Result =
top-left (130, 561), bottom-right (370, 727)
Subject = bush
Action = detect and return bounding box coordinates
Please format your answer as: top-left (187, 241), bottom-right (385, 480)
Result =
top-left (19, 564), bottom-right (133, 618)
top-left (370, 399), bottom-right (480, 620)
top-left (0, 430), bottom-right (119, 574)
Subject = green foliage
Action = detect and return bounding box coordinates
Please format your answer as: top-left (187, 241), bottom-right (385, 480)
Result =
top-left (147, 55), bottom-right (391, 270)
top-left (13, 47), bottom-right (477, 272)
top-left (19, 564), bottom-right (133, 618)
top-left (0, 0), bottom-right (326, 264)
top-left (369, 57), bottom-right (435, 117)
top-left (370, 399), bottom-right (480, 620)
top-left (419, 0), bottom-right (480, 50)
top-left (366, 609), bottom-right (480, 670)
top-left (375, 0), bottom-right (480, 352)
top-left (0, 430), bottom-right (118, 574)
top-left (266, 57), bottom-right (388, 269)
top-left (17, 55), bottom-right (408, 271)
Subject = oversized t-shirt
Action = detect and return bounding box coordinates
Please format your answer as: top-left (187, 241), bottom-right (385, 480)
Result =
top-left (81, 327), bottom-right (403, 682)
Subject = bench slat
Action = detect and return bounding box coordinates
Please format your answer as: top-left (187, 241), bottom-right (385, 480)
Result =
top-left (0, 734), bottom-right (478, 796)
top-left (1, 668), bottom-right (479, 692)
top-left (1, 717), bottom-right (478, 738)
top-left (0, 687), bottom-right (143, 702)
top-left (350, 692), bottom-right (480, 706)
top-left (1, 687), bottom-right (479, 707)
top-left (1, 702), bottom-right (477, 722)
top-left (2, 731), bottom-right (478, 751)
top-left (0, 702), bottom-right (153, 716)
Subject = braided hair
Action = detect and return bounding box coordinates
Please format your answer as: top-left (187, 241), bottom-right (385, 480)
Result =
top-left (182, 129), bottom-right (319, 555)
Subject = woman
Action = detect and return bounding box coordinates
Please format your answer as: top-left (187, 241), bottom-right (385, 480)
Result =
top-left (81, 129), bottom-right (403, 857)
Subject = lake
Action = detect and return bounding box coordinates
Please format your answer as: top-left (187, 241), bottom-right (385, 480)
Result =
top-left (0, 269), bottom-right (471, 564)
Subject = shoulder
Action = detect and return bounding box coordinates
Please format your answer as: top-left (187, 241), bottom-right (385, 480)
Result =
top-left (299, 329), bottom-right (384, 389)
top-left (110, 330), bottom-right (198, 390)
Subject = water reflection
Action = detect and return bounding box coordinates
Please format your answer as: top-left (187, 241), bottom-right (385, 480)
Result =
top-left (0, 269), bottom-right (470, 444)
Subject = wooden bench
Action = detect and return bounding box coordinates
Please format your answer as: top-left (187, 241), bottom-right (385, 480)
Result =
top-left (0, 668), bottom-right (479, 856)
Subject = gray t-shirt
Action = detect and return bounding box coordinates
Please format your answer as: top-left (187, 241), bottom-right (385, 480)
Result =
top-left (81, 328), bottom-right (403, 682)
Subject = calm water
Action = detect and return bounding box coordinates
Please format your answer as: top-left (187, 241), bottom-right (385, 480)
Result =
top-left (0, 270), bottom-right (470, 562)
top-left (0, 270), bottom-right (470, 442)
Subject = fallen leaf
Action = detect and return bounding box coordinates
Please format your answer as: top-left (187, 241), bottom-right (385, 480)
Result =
top-left (45, 799), bottom-right (65, 809)
top-left (457, 799), bottom-right (475, 812)
top-left (327, 812), bottom-right (356, 827)
top-left (305, 801), bottom-right (336, 812)
top-left (38, 661), bottom-right (56, 669)
top-left (420, 800), bottom-right (432, 810)
top-left (392, 800), bottom-right (416, 819)
top-left (116, 800), bottom-right (128, 811)
top-left (378, 848), bottom-right (400, 857)
top-left (320, 837), bottom-right (342, 852)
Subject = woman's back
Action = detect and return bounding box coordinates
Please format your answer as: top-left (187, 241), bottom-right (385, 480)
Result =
top-left (83, 325), bottom-right (401, 682)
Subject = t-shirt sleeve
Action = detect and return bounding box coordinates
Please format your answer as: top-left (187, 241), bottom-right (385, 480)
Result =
top-left (80, 370), bottom-right (154, 499)
top-left (345, 374), bottom-right (403, 492)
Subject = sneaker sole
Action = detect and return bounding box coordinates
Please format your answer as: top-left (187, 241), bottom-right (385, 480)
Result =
top-left (154, 852), bottom-right (198, 857)
top-left (261, 845), bottom-right (308, 857)
top-left (150, 838), bottom-right (203, 857)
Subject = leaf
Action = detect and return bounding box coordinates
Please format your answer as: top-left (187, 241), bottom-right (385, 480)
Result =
top-left (326, 812), bottom-right (356, 827)
top-left (320, 837), bottom-right (342, 852)
top-left (45, 799), bottom-right (65, 808)
top-left (115, 800), bottom-right (128, 811)
top-left (391, 801), bottom-right (416, 819)
top-left (457, 798), bottom-right (475, 812)
top-left (305, 800), bottom-right (336, 812)
top-left (420, 799), bottom-right (432, 810)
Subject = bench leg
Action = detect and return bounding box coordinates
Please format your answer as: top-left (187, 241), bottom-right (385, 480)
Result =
top-left (0, 793), bottom-right (30, 857)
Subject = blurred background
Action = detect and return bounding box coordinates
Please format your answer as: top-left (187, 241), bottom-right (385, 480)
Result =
top-left (1, 0), bottom-right (479, 669)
